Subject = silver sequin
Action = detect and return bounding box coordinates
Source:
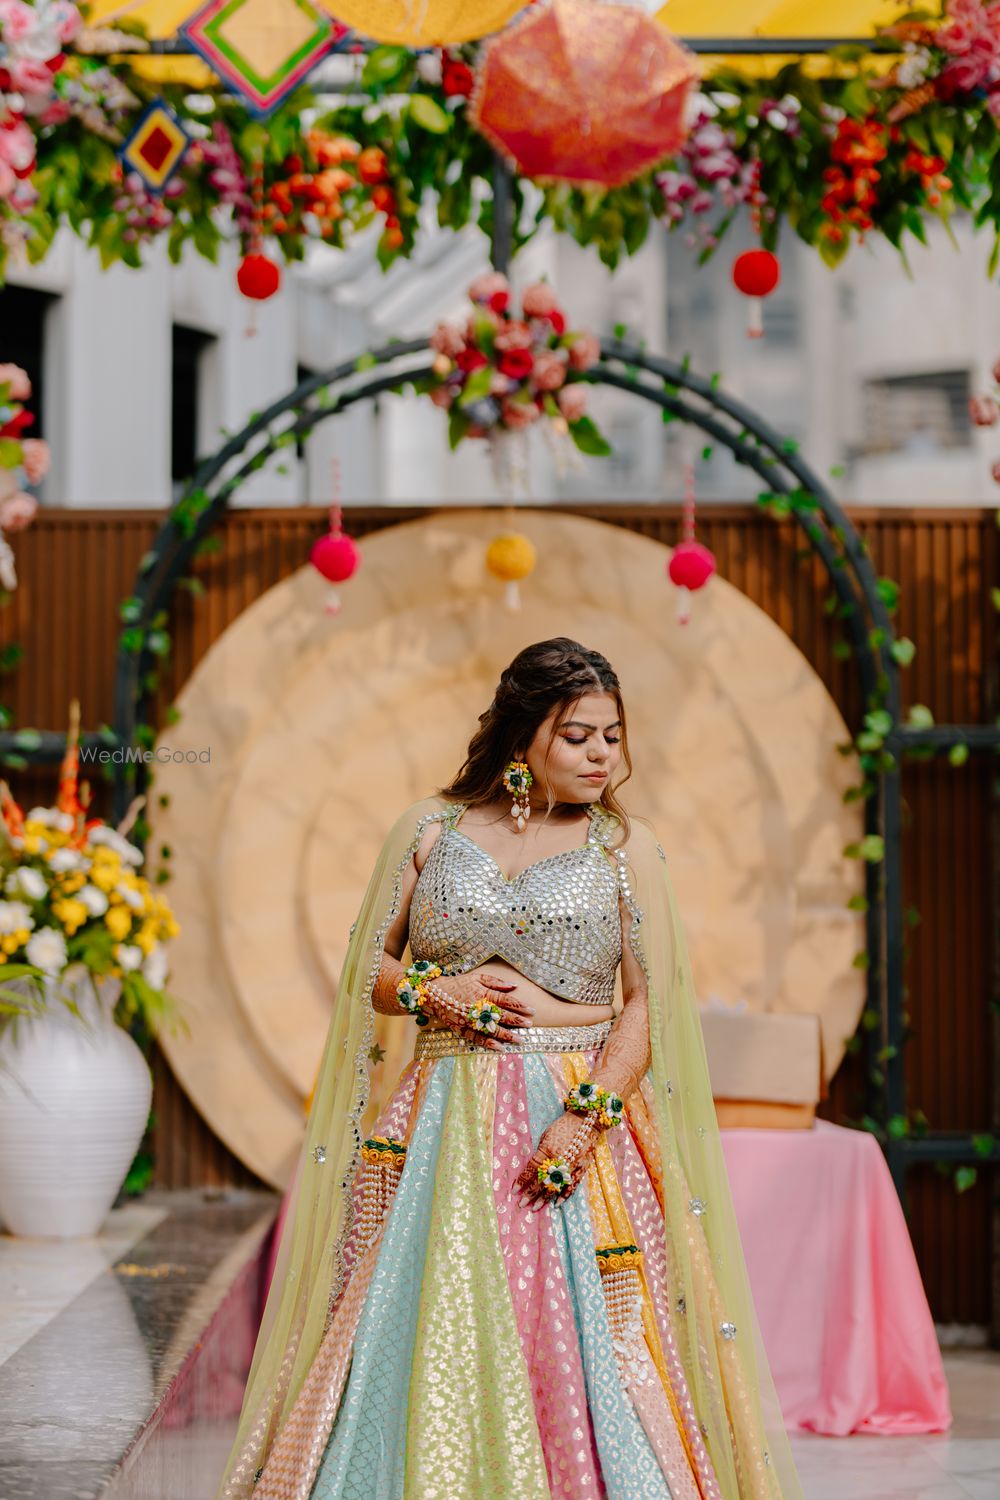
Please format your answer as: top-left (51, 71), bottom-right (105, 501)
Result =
top-left (313, 1145), bottom-right (327, 1164)
top-left (414, 1019), bottom-right (614, 1060)
top-left (688, 1197), bottom-right (707, 1217)
top-left (409, 802), bottom-right (623, 1004)
top-left (719, 1321), bottom-right (737, 1341)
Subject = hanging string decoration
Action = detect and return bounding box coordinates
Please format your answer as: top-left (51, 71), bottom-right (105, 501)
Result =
top-left (470, 0), bottom-right (699, 188)
top-left (309, 503), bottom-right (360, 614)
top-left (667, 446), bottom-right (716, 625)
top-left (180, 0), bottom-right (345, 118)
top-left (117, 99), bottom-right (189, 195)
top-left (485, 530), bottom-right (536, 612)
top-left (731, 158), bottom-right (780, 338)
top-left (237, 145), bottom-right (281, 325)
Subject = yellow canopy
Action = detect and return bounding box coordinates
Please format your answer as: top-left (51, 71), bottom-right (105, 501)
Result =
top-left (85, 0), bottom-right (902, 44)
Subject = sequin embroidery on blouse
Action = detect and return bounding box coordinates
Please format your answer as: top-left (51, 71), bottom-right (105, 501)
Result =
top-left (408, 802), bottom-right (623, 1004)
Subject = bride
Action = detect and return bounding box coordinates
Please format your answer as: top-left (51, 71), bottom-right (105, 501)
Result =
top-left (218, 637), bottom-right (803, 1500)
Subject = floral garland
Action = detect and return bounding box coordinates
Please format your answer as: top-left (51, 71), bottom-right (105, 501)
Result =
top-left (4, 4), bottom-right (1000, 282)
top-left (424, 272), bottom-right (607, 453)
top-left (0, 361), bottom-right (44, 592)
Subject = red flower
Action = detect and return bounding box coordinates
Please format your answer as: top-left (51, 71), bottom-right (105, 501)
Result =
top-left (457, 347), bottom-right (489, 373)
top-left (548, 309), bottom-right (566, 336)
top-left (498, 347), bottom-right (535, 381)
top-left (442, 58), bottom-right (475, 98)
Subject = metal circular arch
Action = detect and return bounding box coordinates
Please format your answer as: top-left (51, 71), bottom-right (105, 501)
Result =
top-left (115, 335), bottom-right (900, 795)
top-left (114, 337), bottom-right (900, 1134)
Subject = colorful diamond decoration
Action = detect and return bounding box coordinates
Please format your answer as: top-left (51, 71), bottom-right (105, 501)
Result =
top-left (180, 0), bottom-right (348, 119)
top-left (119, 100), bottom-right (190, 195)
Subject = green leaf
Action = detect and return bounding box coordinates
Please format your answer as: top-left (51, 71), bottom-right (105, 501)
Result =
top-left (354, 352), bottom-right (378, 372)
top-left (361, 45), bottom-right (412, 88)
top-left (972, 1133), bottom-right (996, 1158)
top-left (948, 742), bottom-right (969, 767)
top-left (447, 407), bottom-right (471, 450)
top-left (907, 703), bottom-right (935, 730)
top-left (890, 636), bottom-right (916, 666)
top-left (954, 1165), bottom-right (977, 1193)
top-left (457, 365), bottom-right (493, 408)
top-left (409, 95), bottom-right (451, 135)
top-left (569, 416), bottom-right (612, 456)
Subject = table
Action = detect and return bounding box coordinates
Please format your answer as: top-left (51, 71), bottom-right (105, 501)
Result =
top-left (720, 1119), bottom-right (952, 1435)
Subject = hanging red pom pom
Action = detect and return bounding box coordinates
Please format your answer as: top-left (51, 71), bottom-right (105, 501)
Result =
top-left (309, 505), bottom-right (361, 614)
top-left (237, 252), bottom-right (281, 301)
top-left (732, 248), bottom-right (780, 338)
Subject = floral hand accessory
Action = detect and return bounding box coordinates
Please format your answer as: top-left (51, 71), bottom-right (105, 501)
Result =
top-left (564, 1080), bottom-right (626, 1129)
top-left (395, 959), bottom-right (442, 1026)
top-left (537, 1156), bottom-right (573, 1195)
top-left (467, 999), bottom-right (502, 1034)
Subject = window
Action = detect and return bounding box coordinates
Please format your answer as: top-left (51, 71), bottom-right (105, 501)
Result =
top-left (171, 323), bottom-right (215, 489)
top-left (862, 370), bottom-right (971, 456)
top-left (0, 285), bottom-right (56, 441)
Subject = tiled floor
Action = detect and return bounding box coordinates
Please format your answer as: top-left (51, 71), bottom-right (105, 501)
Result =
top-left (788, 1349), bottom-right (1000, 1499)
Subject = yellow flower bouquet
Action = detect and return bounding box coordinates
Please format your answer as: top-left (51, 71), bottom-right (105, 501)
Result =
top-left (0, 703), bottom-right (181, 1037)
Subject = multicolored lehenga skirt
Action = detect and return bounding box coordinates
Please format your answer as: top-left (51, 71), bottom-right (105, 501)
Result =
top-left (256, 1022), bottom-right (724, 1500)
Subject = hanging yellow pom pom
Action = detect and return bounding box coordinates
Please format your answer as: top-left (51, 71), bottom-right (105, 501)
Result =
top-left (485, 532), bottom-right (536, 612)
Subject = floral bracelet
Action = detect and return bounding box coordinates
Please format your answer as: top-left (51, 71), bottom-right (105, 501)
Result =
top-left (563, 1080), bottom-right (625, 1130)
top-left (395, 959), bottom-right (442, 1027)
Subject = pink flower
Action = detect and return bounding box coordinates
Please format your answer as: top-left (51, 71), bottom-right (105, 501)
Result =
top-left (9, 58), bottom-right (55, 97)
top-left (429, 385), bottom-right (454, 409)
top-left (0, 160), bottom-right (15, 202)
top-left (38, 99), bottom-right (71, 126)
top-left (0, 364), bottom-right (31, 400)
top-left (0, 493), bottom-right (37, 532)
top-left (521, 282), bottom-right (560, 319)
top-left (557, 384), bottom-right (588, 423)
top-left (969, 394), bottom-right (999, 426)
top-left (567, 332), bottom-right (600, 372)
top-left (0, 119), bottom-right (36, 176)
top-left (468, 271), bottom-right (510, 313)
top-left (532, 349), bottom-right (567, 391)
top-left (501, 397), bottom-right (539, 429)
top-left (0, 0), bottom-right (37, 44)
top-left (51, 0), bottom-right (82, 43)
top-left (430, 322), bottom-right (465, 358)
top-left (20, 438), bottom-right (48, 484)
top-left (494, 320), bottom-right (533, 353)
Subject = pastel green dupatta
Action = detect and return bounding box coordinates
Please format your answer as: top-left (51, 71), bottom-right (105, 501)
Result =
top-left (217, 795), bottom-right (804, 1500)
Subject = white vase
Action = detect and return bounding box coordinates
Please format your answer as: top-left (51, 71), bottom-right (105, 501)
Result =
top-left (0, 966), bottom-right (153, 1237)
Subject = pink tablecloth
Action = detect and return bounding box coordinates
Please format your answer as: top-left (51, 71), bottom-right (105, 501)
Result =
top-left (720, 1119), bottom-right (952, 1436)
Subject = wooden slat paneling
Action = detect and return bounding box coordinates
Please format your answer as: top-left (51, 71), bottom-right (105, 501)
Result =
top-left (0, 502), bottom-right (995, 1323)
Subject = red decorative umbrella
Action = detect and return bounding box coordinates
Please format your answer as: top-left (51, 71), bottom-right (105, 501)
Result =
top-left (470, 0), bottom-right (699, 188)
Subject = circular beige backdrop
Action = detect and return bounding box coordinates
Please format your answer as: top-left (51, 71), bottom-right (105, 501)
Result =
top-left (152, 509), bottom-right (865, 1188)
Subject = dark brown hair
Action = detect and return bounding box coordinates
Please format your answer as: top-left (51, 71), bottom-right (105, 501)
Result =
top-left (438, 637), bottom-right (632, 844)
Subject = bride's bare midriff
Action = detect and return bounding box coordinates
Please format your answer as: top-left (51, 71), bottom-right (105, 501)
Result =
top-left (459, 956), bottom-right (615, 1028)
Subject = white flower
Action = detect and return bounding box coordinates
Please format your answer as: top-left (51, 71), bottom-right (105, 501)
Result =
top-left (25, 926), bottom-right (67, 974)
top-left (47, 846), bottom-right (87, 874)
top-left (27, 806), bottom-right (74, 833)
top-left (88, 825), bottom-right (143, 866)
top-left (114, 943), bottom-right (144, 972)
top-left (416, 51), bottom-right (442, 86)
top-left (116, 884), bottom-right (144, 912)
top-left (0, 899), bottom-right (34, 934)
top-left (897, 49), bottom-right (931, 89)
top-left (5, 867), bottom-right (47, 900)
top-left (77, 884), bottom-right (109, 917)
top-left (142, 945), bottom-right (168, 989)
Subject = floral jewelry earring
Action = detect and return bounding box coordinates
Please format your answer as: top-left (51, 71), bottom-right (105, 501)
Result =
top-left (503, 758), bottom-right (533, 832)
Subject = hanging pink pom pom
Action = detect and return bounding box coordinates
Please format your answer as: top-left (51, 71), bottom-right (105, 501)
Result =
top-left (668, 540), bottom-right (716, 625)
top-left (310, 507), bottom-right (360, 614)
